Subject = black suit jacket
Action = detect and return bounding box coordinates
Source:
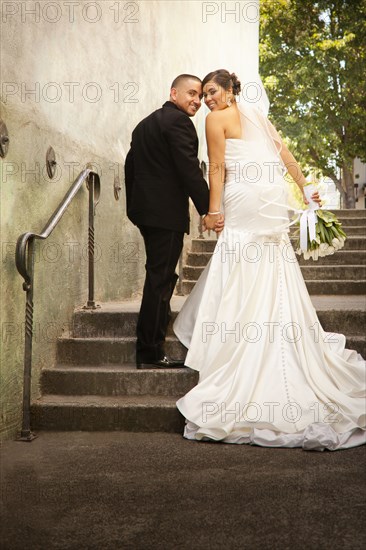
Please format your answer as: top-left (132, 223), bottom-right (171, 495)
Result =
top-left (124, 101), bottom-right (209, 233)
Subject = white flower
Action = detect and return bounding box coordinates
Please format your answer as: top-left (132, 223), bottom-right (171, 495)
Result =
top-left (312, 248), bottom-right (319, 261)
top-left (338, 237), bottom-right (345, 248)
top-left (327, 246), bottom-right (335, 255)
top-left (304, 250), bottom-right (311, 260)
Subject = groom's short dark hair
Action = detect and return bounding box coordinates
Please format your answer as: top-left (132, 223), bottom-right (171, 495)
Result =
top-left (171, 74), bottom-right (201, 89)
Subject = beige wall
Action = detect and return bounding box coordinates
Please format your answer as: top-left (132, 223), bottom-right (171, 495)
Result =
top-left (0, 0), bottom-right (259, 439)
top-left (354, 158), bottom-right (366, 209)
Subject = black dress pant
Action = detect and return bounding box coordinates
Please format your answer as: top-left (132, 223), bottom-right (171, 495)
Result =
top-left (136, 226), bottom-right (184, 360)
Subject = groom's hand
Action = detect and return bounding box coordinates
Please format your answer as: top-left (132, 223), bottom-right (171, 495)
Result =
top-left (203, 213), bottom-right (224, 233)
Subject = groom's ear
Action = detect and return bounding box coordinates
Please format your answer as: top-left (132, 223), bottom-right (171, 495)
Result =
top-left (170, 87), bottom-right (178, 102)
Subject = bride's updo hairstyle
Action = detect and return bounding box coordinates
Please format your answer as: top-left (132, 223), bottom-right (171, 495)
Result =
top-left (202, 70), bottom-right (241, 96)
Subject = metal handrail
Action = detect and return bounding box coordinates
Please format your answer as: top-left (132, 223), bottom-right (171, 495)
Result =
top-left (15, 166), bottom-right (101, 441)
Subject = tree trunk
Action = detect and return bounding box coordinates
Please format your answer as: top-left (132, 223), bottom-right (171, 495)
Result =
top-left (342, 162), bottom-right (355, 209)
top-left (324, 170), bottom-right (347, 207)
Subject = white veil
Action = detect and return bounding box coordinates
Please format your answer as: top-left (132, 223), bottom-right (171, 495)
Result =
top-left (235, 73), bottom-right (292, 231)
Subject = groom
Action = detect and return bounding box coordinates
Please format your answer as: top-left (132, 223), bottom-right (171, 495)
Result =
top-left (125, 74), bottom-right (222, 369)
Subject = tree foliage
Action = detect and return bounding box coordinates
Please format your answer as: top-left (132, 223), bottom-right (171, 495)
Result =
top-left (260, 0), bottom-right (366, 207)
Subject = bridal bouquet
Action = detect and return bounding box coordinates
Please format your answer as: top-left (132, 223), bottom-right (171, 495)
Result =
top-left (294, 184), bottom-right (347, 261)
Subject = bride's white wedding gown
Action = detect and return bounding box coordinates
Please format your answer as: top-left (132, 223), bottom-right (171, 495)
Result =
top-left (174, 107), bottom-right (366, 451)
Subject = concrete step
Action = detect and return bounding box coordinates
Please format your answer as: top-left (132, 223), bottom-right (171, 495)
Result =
top-left (191, 239), bottom-right (217, 253)
top-left (304, 280), bottom-right (366, 295)
top-left (41, 365), bottom-right (198, 396)
top-left (186, 250), bottom-right (366, 267)
top-left (338, 218), bottom-right (366, 227)
top-left (72, 309), bottom-right (179, 338)
top-left (316, 308), bottom-right (366, 335)
top-left (56, 336), bottom-right (187, 365)
top-left (31, 395), bottom-right (185, 432)
top-left (301, 265), bottom-right (366, 280)
top-left (186, 251), bottom-right (217, 266)
top-left (297, 250), bottom-right (366, 265)
top-left (183, 265), bottom-right (366, 282)
top-left (327, 209), bottom-right (366, 218)
top-left (337, 226), bottom-right (366, 235)
top-left (182, 279), bottom-right (366, 295)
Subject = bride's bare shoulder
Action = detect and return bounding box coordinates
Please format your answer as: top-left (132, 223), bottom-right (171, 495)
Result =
top-left (206, 109), bottom-right (226, 120)
top-left (206, 110), bottom-right (227, 128)
top-left (206, 110), bottom-right (220, 120)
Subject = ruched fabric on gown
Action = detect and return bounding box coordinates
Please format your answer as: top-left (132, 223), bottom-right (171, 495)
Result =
top-left (174, 139), bottom-right (366, 451)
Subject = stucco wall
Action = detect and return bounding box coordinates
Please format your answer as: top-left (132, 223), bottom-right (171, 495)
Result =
top-left (0, 0), bottom-right (259, 439)
top-left (354, 158), bottom-right (366, 209)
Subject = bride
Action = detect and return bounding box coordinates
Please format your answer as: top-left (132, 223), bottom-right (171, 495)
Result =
top-left (174, 69), bottom-right (366, 451)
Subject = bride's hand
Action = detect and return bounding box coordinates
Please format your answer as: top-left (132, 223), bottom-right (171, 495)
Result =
top-left (214, 215), bottom-right (225, 234)
top-left (303, 190), bottom-right (322, 206)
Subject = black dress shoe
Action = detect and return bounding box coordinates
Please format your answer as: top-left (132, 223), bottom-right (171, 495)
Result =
top-left (136, 356), bottom-right (186, 369)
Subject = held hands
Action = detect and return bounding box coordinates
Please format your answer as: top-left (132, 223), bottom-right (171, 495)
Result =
top-left (203, 212), bottom-right (225, 234)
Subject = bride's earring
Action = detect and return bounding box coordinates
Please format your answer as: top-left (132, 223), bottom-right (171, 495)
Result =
top-left (226, 98), bottom-right (232, 107)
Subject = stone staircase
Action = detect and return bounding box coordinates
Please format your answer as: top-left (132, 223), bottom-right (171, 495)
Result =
top-left (31, 303), bottom-right (194, 432)
top-left (31, 210), bottom-right (366, 433)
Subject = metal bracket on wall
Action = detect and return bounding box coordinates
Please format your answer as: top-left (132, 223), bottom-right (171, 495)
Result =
top-left (114, 175), bottom-right (122, 200)
top-left (0, 120), bottom-right (9, 158)
top-left (46, 146), bottom-right (57, 179)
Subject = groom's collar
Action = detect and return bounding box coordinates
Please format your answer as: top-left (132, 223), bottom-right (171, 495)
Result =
top-left (162, 101), bottom-right (180, 110)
